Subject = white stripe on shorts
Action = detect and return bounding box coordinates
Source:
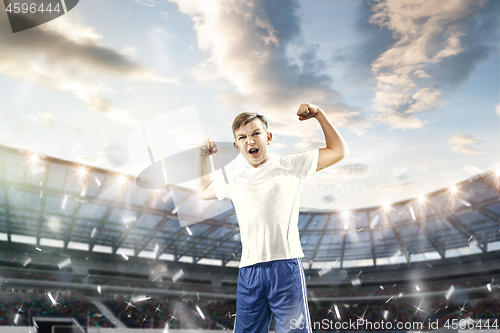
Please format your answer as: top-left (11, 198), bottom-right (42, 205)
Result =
top-left (297, 258), bottom-right (312, 333)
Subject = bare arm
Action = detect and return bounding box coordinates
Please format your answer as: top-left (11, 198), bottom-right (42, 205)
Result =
top-left (196, 139), bottom-right (218, 200)
top-left (297, 103), bottom-right (350, 171)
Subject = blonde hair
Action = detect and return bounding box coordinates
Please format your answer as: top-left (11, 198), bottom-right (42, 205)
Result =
top-left (232, 112), bottom-right (268, 137)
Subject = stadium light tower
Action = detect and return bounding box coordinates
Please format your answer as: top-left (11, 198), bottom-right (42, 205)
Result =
top-left (449, 185), bottom-right (457, 194)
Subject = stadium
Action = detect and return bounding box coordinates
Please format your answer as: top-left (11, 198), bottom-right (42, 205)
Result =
top-left (0, 143), bottom-right (499, 333)
top-left (0, 0), bottom-right (498, 332)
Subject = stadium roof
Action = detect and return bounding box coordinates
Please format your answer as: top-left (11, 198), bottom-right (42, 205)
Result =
top-left (1, 145), bottom-right (500, 269)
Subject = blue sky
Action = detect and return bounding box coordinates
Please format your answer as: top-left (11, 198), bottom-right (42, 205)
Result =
top-left (0, 0), bottom-right (498, 210)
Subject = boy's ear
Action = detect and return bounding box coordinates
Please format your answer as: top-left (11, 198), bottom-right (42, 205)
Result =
top-left (233, 142), bottom-right (240, 151)
top-left (267, 132), bottom-right (273, 145)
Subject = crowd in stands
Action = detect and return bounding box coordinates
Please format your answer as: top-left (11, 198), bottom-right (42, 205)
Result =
top-left (88, 276), bottom-right (236, 295)
top-left (0, 270), bottom-right (81, 283)
top-left (308, 276), bottom-right (496, 298)
top-left (103, 297), bottom-right (235, 329)
top-left (0, 292), bottom-right (114, 328)
top-left (100, 295), bottom-right (500, 330)
top-left (0, 290), bottom-right (497, 330)
top-left (1, 266), bottom-right (494, 301)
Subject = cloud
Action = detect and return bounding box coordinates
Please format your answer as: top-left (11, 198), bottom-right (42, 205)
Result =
top-left (169, 0), bottom-right (370, 135)
top-left (451, 144), bottom-right (487, 154)
top-left (495, 103), bottom-right (500, 116)
top-left (133, 0), bottom-right (159, 7)
top-left (368, 0), bottom-right (497, 130)
top-left (152, 28), bottom-right (173, 38)
top-left (448, 133), bottom-right (481, 145)
top-left (28, 112), bottom-right (56, 127)
top-left (413, 69), bottom-right (430, 79)
top-left (377, 111), bottom-right (428, 130)
top-left (294, 138), bottom-right (324, 150)
top-left (462, 165), bottom-right (484, 177)
top-left (0, 13), bottom-right (179, 120)
top-left (99, 141), bottom-right (130, 167)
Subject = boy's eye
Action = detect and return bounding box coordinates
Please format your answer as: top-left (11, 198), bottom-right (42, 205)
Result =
top-left (253, 133), bottom-right (259, 136)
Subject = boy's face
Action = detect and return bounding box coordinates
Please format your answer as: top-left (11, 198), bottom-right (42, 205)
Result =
top-left (233, 119), bottom-right (272, 168)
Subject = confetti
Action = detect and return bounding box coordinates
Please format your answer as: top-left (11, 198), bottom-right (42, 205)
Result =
top-left (195, 304), bottom-right (206, 320)
top-left (383, 310), bottom-right (389, 320)
top-left (71, 141), bottom-right (82, 154)
top-left (379, 285), bottom-right (384, 290)
top-left (172, 269), bottom-right (184, 283)
top-left (121, 253), bottom-right (129, 261)
top-left (370, 215), bottom-right (379, 229)
top-left (91, 228), bottom-right (98, 239)
top-left (445, 285), bottom-right (455, 300)
top-left (386, 296), bottom-right (393, 303)
top-left (409, 206), bottom-right (416, 222)
top-left (94, 176), bottom-right (101, 186)
top-left (415, 284), bottom-right (420, 292)
top-left (487, 284), bottom-right (492, 292)
top-left (22, 257), bottom-right (31, 267)
top-left (122, 215), bottom-right (137, 224)
top-left (13, 313), bottom-right (19, 325)
top-left (80, 184), bottom-right (87, 197)
top-left (351, 278), bottom-right (362, 286)
top-left (58, 258), bottom-right (71, 269)
top-left (61, 194), bottom-right (68, 210)
top-left (469, 239), bottom-right (478, 248)
top-left (97, 286), bottom-right (101, 294)
top-left (132, 295), bottom-right (151, 302)
top-left (296, 313), bottom-right (305, 327)
top-left (47, 292), bottom-right (57, 306)
top-left (318, 266), bottom-right (332, 277)
top-left (334, 304), bottom-right (341, 320)
top-left (153, 243), bottom-right (160, 257)
top-left (185, 226), bottom-right (193, 236)
top-left (393, 167), bottom-right (408, 180)
top-left (338, 269), bottom-right (348, 280)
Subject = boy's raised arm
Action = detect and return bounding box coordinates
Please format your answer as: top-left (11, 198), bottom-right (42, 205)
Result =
top-left (297, 103), bottom-right (350, 171)
top-left (196, 139), bottom-right (218, 200)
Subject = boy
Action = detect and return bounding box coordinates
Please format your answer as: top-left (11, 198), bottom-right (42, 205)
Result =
top-left (197, 103), bottom-right (349, 332)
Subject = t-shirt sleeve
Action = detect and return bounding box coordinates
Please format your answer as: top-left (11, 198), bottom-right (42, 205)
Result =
top-left (209, 179), bottom-right (231, 201)
top-left (283, 148), bottom-right (319, 180)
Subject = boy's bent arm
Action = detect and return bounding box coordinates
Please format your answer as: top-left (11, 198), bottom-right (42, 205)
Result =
top-left (297, 103), bottom-right (350, 171)
top-left (196, 139), bottom-right (218, 200)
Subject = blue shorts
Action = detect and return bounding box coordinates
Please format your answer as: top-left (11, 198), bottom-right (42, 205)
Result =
top-left (234, 258), bottom-right (312, 333)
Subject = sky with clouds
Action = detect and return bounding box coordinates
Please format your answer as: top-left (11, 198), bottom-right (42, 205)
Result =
top-left (0, 0), bottom-right (498, 210)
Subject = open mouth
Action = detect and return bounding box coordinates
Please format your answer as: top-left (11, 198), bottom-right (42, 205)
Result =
top-left (248, 148), bottom-right (259, 156)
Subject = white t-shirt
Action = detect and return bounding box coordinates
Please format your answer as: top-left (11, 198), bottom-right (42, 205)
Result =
top-left (210, 149), bottom-right (319, 267)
